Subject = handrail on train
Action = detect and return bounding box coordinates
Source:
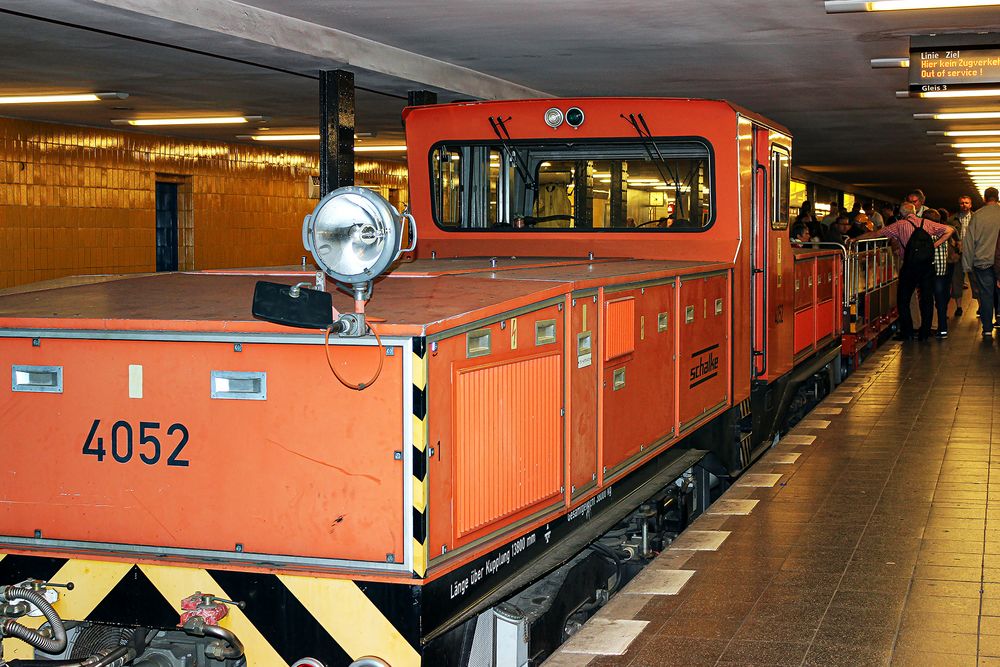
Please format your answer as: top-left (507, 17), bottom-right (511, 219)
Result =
top-left (792, 238), bottom-right (897, 310)
top-left (844, 238), bottom-right (897, 310)
top-left (792, 240), bottom-right (848, 308)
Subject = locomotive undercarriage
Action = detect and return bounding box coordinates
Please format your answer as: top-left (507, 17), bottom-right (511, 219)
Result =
top-left (14, 625), bottom-right (245, 667)
top-left (425, 452), bottom-right (723, 666)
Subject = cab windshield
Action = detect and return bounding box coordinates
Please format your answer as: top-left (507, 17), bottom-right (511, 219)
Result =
top-left (430, 139), bottom-right (713, 231)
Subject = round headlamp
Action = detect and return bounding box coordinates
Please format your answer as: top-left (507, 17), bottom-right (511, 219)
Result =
top-left (302, 186), bottom-right (415, 286)
top-left (544, 107), bottom-right (565, 129)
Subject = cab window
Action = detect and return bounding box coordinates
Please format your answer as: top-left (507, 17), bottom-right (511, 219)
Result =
top-left (430, 139), bottom-right (714, 231)
top-left (770, 147), bottom-right (790, 230)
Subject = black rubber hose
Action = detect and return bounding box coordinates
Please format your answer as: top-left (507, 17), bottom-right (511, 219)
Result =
top-left (7, 645), bottom-right (135, 667)
top-left (1, 585), bottom-right (67, 654)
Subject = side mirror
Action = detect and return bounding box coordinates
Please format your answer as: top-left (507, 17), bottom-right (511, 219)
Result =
top-left (252, 281), bottom-right (333, 330)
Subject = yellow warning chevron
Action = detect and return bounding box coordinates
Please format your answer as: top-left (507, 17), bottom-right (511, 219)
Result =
top-left (139, 564), bottom-right (287, 667)
top-left (412, 537), bottom-right (427, 579)
top-left (2, 558), bottom-right (131, 659)
top-left (279, 574), bottom-right (420, 667)
top-left (412, 350), bottom-right (426, 392)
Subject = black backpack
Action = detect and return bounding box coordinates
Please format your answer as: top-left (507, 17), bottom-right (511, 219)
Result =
top-left (903, 219), bottom-right (934, 270)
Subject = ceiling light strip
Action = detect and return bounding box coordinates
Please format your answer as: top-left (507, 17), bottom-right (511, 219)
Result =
top-left (871, 57), bottom-right (910, 68)
top-left (112, 115), bottom-right (266, 126)
top-left (916, 112), bottom-right (1000, 120)
top-left (0, 92), bottom-right (128, 105)
top-left (243, 134), bottom-right (321, 141)
top-left (929, 130), bottom-right (1000, 137)
top-left (355, 145), bottom-right (407, 153)
top-left (941, 142), bottom-right (1000, 148)
top-left (828, 0), bottom-right (1000, 11)
top-left (914, 89), bottom-right (1000, 98)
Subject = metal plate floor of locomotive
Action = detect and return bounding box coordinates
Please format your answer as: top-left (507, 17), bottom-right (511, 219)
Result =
top-left (545, 309), bottom-right (1000, 666)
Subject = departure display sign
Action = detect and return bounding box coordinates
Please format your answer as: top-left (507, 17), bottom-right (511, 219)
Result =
top-left (909, 35), bottom-right (1000, 93)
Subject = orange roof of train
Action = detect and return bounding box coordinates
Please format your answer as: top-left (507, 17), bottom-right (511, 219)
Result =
top-left (401, 96), bottom-right (792, 136)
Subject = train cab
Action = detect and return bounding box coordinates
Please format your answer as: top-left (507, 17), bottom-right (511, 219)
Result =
top-left (400, 97), bottom-right (844, 472)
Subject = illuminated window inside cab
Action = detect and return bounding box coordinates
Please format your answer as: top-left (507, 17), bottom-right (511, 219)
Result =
top-left (430, 139), bottom-right (714, 232)
top-left (789, 179), bottom-right (807, 211)
top-left (770, 147), bottom-right (791, 230)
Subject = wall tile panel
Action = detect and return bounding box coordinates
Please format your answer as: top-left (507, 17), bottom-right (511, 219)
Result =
top-left (0, 118), bottom-right (319, 288)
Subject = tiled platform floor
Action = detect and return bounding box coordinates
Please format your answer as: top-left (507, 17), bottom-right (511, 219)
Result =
top-left (546, 309), bottom-right (1000, 666)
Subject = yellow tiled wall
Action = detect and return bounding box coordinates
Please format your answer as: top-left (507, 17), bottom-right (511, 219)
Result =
top-left (0, 117), bottom-right (319, 289)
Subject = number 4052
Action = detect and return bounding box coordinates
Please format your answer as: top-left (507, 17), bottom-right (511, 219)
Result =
top-left (82, 419), bottom-right (190, 467)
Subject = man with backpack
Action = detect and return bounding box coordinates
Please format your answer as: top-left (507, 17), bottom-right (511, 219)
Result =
top-left (854, 201), bottom-right (953, 341)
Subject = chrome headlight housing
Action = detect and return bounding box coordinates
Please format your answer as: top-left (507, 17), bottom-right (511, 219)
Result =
top-left (303, 186), bottom-right (414, 285)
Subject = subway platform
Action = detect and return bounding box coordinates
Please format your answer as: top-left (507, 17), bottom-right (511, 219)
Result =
top-left (545, 312), bottom-right (1000, 666)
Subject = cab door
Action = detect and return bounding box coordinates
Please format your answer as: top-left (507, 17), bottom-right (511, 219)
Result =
top-left (751, 127), bottom-right (794, 381)
top-left (766, 140), bottom-right (794, 379)
top-left (750, 127), bottom-right (769, 379)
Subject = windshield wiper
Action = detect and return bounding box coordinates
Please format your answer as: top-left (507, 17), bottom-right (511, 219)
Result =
top-left (488, 115), bottom-right (537, 193)
top-left (621, 113), bottom-right (686, 218)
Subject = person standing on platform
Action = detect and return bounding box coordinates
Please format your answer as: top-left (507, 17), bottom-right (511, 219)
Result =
top-left (796, 200), bottom-right (822, 240)
top-left (906, 189), bottom-right (929, 217)
top-left (867, 202), bottom-right (884, 230)
top-left (963, 187), bottom-right (1000, 338)
top-left (855, 202), bottom-right (953, 341)
top-left (822, 215), bottom-right (854, 245)
top-left (848, 200), bottom-right (863, 223)
top-left (882, 203), bottom-right (898, 225)
top-left (821, 202), bottom-right (840, 229)
top-left (949, 195), bottom-right (974, 317)
top-left (923, 209), bottom-right (955, 338)
top-left (791, 223), bottom-right (815, 245)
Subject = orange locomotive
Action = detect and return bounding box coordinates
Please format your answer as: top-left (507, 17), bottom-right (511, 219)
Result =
top-left (0, 98), bottom-right (894, 666)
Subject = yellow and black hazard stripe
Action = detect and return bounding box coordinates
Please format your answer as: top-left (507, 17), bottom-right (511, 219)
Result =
top-left (736, 397), bottom-right (753, 469)
top-left (411, 336), bottom-right (430, 579)
top-left (0, 553), bottom-right (422, 667)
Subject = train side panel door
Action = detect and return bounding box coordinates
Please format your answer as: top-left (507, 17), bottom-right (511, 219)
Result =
top-left (751, 127), bottom-right (794, 382)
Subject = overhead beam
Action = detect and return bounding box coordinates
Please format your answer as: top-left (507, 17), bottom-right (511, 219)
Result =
top-left (81, 0), bottom-right (552, 100)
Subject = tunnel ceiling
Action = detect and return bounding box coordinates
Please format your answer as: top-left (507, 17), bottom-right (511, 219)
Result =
top-left (0, 0), bottom-right (999, 206)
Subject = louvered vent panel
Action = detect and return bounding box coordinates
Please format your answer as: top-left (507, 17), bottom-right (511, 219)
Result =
top-left (604, 297), bottom-right (636, 361)
top-left (455, 353), bottom-right (562, 537)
